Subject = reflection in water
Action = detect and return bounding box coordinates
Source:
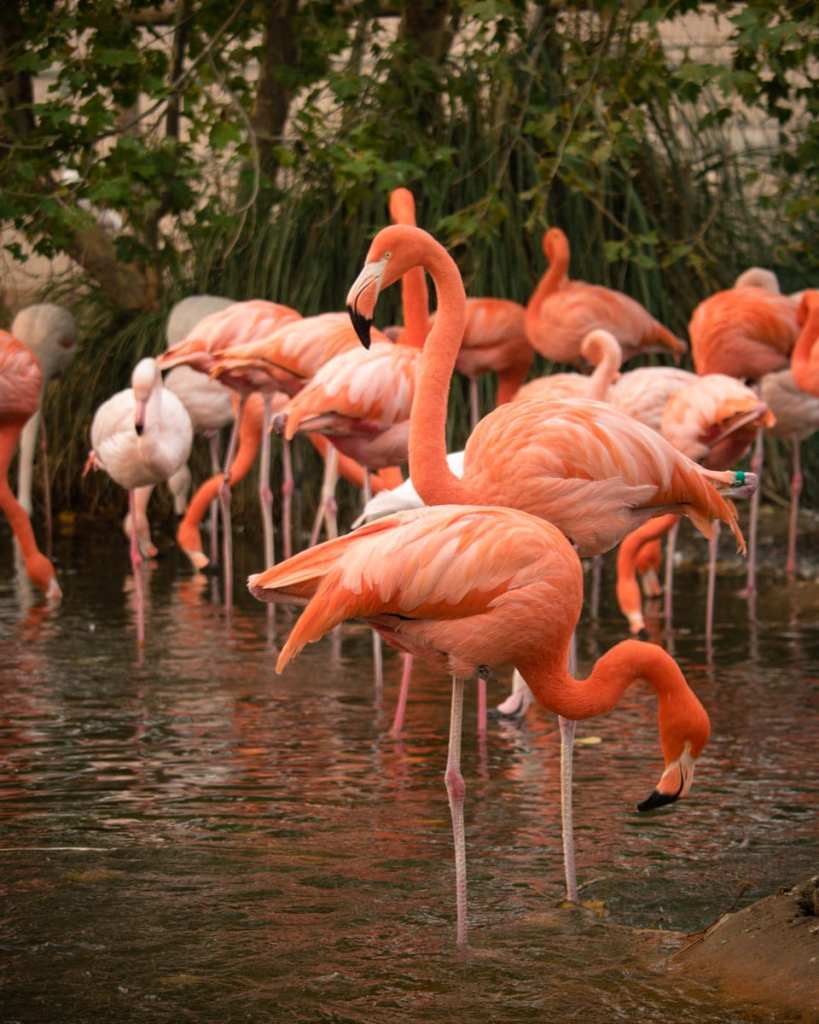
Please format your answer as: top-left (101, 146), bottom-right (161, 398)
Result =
top-left (0, 526), bottom-right (817, 1023)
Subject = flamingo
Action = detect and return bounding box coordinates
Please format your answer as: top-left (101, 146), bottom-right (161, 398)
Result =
top-left (248, 503), bottom-right (711, 946)
top-left (616, 373), bottom-right (773, 638)
top-left (525, 227), bottom-right (686, 365)
top-left (86, 358), bottom-right (192, 644)
top-left (607, 365), bottom-right (697, 432)
top-left (790, 291), bottom-right (819, 398)
top-left (345, 224), bottom-right (752, 901)
top-left (760, 367), bottom-right (819, 577)
top-left (690, 268), bottom-right (800, 597)
top-left (12, 304), bottom-right (77, 553)
top-left (157, 300), bottom-right (301, 599)
top-left (0, 332), bottom-right (61, 600)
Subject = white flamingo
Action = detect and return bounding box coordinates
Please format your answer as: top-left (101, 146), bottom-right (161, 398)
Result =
top-left (87, 358), bottom-right (192, 644)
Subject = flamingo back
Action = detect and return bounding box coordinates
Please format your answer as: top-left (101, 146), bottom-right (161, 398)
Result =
top-left (760, 370), bottom-right (819, 440)
top-left (452, 298), bottom-right (531, 377)
top-left (607, 366), bottom-right (696, 433)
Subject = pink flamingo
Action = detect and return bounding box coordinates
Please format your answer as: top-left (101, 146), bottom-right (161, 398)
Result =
top-left (87, 358), bottom-right (192, 644)
top-left (513, 328), bottom-right (622, 404)
top-left (345, 223), bottom-right (751, 901)
top-left (0, 331), bottom-right (61, 600)
top-left (790, 291), bottom-right (819, 398)
top-left (525, 227), bottom-right (686, 365)
top-left (249, 503), bottom-right (711, 946)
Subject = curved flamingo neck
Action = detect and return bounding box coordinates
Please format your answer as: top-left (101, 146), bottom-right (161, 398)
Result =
top-left (525, 229), bottom-right (569, 334)
top-left (615, 515), bottom-right (678, 623)
top-left (519, 638), bottom-right (689, 723)
top-left (408, 238), bottom-right (475, 507)
top-left (0, 422), bottom-right (54, 590)
top-left (587, 343), bottom-right (622, 400)
top-left (791, 302), bottom-right (819, 392)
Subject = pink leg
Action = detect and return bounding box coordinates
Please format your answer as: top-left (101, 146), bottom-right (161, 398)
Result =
top-left (309, 446), bottom-right (338, 547)
top-left (706, 521), bottom-right (720, 643)
top-left (129, 489), bottom-right (145, 647)
top-left (469, 378), bottom-right (480, 432)
top-left (40, 423), bottom-right (53, 560)
top-left (281, 438), bottom-right (294, 560)
top-left (390, 653), bottom-right (414, 738)
top-left (220, 396), bottom-right (246, 612)
top-left (208, 432), bottom-right (221, 567)
top-left (445, 676), bottom-right (468, 947)
top-left (259, 395), bottom-right (275, 569)
top-left (663, 519), bottom-right (678, 623)
top-left (477, 676), bottom-right (487, 737)
top-left (559, 631), bottom-right (578, 902)
top-left (362, 472), bottom-right (383, 697)
top-left (786, 440), bottom-right (802, 579)
top-left (745, 429), bottom-right (764, 598)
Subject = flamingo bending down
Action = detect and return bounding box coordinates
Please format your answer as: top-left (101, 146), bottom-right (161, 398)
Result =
top-left (0, 332), bottom-right (61, 599)
top-left (87, 358), bottom-right (192, 644)
top-left (345, 224), bottom-right (751, 900)
top-left (12, 305), bottom-right (77, 556)
top-left (249, 503), bottom-right (711, 946)
top-left (525, 227), bottom-right (686, 366)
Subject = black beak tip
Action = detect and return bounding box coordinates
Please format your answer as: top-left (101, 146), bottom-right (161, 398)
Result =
top-left (637, 627), bottom-right (650, 642)
top-left (135, 423), bottom-right (144, 436)
top-left (637, 789), bottom-right (679, 813)
top-left (347, 304), bottom-right (372, 349)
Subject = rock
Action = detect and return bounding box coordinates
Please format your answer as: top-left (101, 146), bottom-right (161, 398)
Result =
top-left (671, 876), bottom-right (819, 1020)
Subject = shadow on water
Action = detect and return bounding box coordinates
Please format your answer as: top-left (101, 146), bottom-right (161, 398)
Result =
top-left (1, 521), bottom-right (817, 1023)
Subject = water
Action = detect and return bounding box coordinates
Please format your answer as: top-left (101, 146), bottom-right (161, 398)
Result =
top-left (1, 520), bottom-right (818, 1023)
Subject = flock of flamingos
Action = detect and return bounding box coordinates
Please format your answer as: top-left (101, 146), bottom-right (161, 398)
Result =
top-left (2, 187), bottom-right (818, 945)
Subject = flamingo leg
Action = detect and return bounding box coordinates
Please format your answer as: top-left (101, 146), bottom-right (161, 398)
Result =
top-left (220, 396), bottom-right (246, 612)
top-left (390, 653), bottom-right (414, 738)
top-left (362, 472), bottom-right (383, 697)
top-left (663, 519), bottom-right (678, 624)
top-left (39, 422), bottom-right (53, 560)
top-left (706, 520), bottom-right (720, 643)
top-left (208, 431), bottom-right (221, 567)
top-left (468, 378), bottom-right (480, 432)
top-left (589, 554), bottom-right (602, 620)
top-left (558, 630), bottom-right (578, 903)
top-left (786, 440), bottom-right (802, 579)
top-left (281, 438), bottom-right (294, 560)
top-left (309, 445), bottom-right (338, 547)
top-left (477, 676), bottom-right (487, 737)
top-left (745, 429), bottom-right (764, 598)
top-left (259, 395), bottom-right (275, 569)
top-left (129, 489), bottom-right (145, 647)
top-left (445, 676), bottom-right (468, 947)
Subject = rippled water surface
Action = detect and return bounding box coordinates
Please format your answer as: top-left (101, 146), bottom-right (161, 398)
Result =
top-left (1, 521), bottom-right (818, 1023)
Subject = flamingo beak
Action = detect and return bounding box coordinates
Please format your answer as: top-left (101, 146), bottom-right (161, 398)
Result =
top-left (346, 257), bottom-right (389, 349)
top-left (638, 747), bottom-right (696, 812)
top-left (46, 575), bottom-right (63, 602)
top-left (134, 400), bottom-right (145, 436)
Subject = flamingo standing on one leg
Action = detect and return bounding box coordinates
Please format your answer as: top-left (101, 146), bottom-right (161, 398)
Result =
top-left (87, 359), bottom-right (192, 645)
top-left (345, 224), bottom-right (753, 902)
top-left (525, 227), bottom-right (687, 365)
top-left (0, 332), bottom-right (61, 600)
top-left (12, 304), bottom-right (77, 554)
top-left (248, 503), bottom-right (711, 946)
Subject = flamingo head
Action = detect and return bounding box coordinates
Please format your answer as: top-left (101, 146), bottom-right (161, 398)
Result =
top-left (131, 357), bottom-right (159, 435)
top-left (638, 690), bottom-right (710, 812)
top-left (27, 553), bottom-right (62, 601)
top-left (346, 225), bottom-right (437, 349)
